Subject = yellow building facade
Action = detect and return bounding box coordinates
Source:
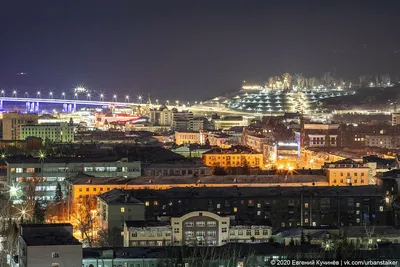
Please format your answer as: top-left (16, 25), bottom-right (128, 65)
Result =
top-left (203, 153), bottom-right (263, 168)
top-left (326, 168), bottom-right (370, 186)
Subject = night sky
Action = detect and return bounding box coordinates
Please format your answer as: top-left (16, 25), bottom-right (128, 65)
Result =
top-left (0, 0), bottom-right (399, 101)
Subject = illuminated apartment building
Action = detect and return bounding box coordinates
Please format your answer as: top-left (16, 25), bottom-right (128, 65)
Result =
top-left (203, 145), bottom-right (263, 168)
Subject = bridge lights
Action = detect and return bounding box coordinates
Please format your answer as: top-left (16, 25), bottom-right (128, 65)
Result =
top-left (74, 93), bottom-right (78, 99)
top-left (61, 92), bottom-right (66, 99)
top-left (87, 93), bottom-right (91, 100)
top-left (12, 90), bottom-right (17, 97)
top-left (100, 93), bottom-right (104, 101)
top-left (24, 92), bottom-right (29, 98)
top-left (36, 91), bottom-right (41, 98)
top-left (0, 90), bottom-right (4, 96)
top-left (125, 95), bottom-right (130, 102)
top-left (49, 91), bottom-right (53, 98)
top-left (113, 94), bottom-right (117, 102)
top-left (137, 95), bottom-right (142, 103)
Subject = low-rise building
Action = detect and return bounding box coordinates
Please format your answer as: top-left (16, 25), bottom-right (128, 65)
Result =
top-left (302, 123), bottom-right (339, 148)
top-left (323, 158), bottom-right (372, 186)
top-left (123, 211), bottom-right (272, 247)
top-left (20, 122), bottom-right (75, 143)
top-left (175, 131), bottom-right (203, 145)
top-left (18, 223), bottom-right (82, 267)
top-left (203, 145), bottom-right (263, 168)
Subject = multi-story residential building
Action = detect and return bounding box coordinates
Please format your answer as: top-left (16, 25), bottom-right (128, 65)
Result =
top-left (203, 145), bottom-right (263, 168)
top-left (18, 223), bottom-right (82, 267)
top-left (365, 134), bottom-right (400, 149)
top-left (323, 159), bottom-right (372, 186)
top-left (68, 174), bottom-right (329, 200)
top-left (2, 112), bottom-right (39, 140)
top-left (20, 122), bottom-right (75, 143)
top-left (301, 123), bottom-right (339, 148)
top-left (190, 118), bottom-right (204, 131)
top-left (149, 105), bottom-right (174, 126)
top-left (7, 156), bottom-right (141, 202)
top-left (175, 131), bottom-right (204, 145)
top-left (97, 189), bottom-right (145, 237)
top-left (98, 186), bottom-right (392, 230)
top-left (123, 211), bottom-right (272, 247)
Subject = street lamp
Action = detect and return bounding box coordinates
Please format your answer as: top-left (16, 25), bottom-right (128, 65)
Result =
top-left (24, 92), bottom-right (29, 98)
top-left (137, 95), bottom-right (142, 103)
top-left (36, 91), bottom-right (41, 98)
top-left (125, 95), bottom-right (130, 102)
top-left (0, 89), bottom-right (4, 97)
top-left (61, 92), bottom-right (66, 99)
top-left (87, 93), bottom-right (91, 100)
top-left (74, 93), bottom-right (78, 99)
top-left (100, 93), bottom-right (104, 101)
top-left (12, 90), bottom-right (17, 97)
top-left (113, 94), bottom-right (117, 102)
top-left (49, 91), bottom-right (53, 98)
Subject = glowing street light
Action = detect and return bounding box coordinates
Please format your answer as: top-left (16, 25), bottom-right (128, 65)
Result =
top-left (166, 100), bottom-right (170, 105)
top-left (113, 94), bottom-right (117, 102)
top-left (87, 93), bottom-right (91, 100)
top-left (100, 93), bottom-right (104, 101)
top-left (137, 95), bottom-right (142, 103)
top-left (155, 99), bottom-right (159, 104)
top-left (74, 92), bottom-right (78, 99)
top-left (49, 91), bottom-right (53, 98)
top-left (24, 92), bottom-right (29, 98)
top-left (12, 90), bottom-right (17, 97)
top-left (125, 95), bottom-right (130, 102)
top-left (61, 92), bottom-right (66, 99)
top-left (36, 91), bottom-right (41, 98)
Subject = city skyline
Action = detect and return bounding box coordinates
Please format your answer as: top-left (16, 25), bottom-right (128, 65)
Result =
top-left (1, 0), bottom-right (400, 101)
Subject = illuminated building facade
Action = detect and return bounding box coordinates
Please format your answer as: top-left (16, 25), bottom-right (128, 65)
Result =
top-left (302, 123), bottom-right (339, 148)
top-left (123, 211), bottom-right (272, 247)
top-left (7, 156), bottom-right (141, 202)
top-left (203, 145), bottom-right (263, 168)
top-left (20, 122), bottom-right (75, 143)
top-left (323, 159), bottom-right (371, 186)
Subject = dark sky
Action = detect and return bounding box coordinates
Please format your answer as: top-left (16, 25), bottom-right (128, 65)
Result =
top-left (0, 0), bottom-right (399, 101)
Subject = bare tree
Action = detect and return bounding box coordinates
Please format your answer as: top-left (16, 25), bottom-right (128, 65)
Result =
top-left (268, 77), bottom-right (276, 89)
top-left (322, 72), bottom-right (334, 88)
top-left (71, 196), bottom-right (97, 247)
top-left (294, 73), bottom-right (305, 89)
top-left (282, 72), bottom-right (292, 89)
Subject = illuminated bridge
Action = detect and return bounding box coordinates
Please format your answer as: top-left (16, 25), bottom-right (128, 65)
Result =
top-left (0, 96), bottom-right (154, 113)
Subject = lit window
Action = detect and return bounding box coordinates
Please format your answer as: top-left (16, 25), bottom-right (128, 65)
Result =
top-left (304, 203), bottom-right (309, 208)
top-left (121, 207), bottom-right (125, 213)
top-left (52, 252), bottom-right (59, 258)
top-left (233, 207), bottom-right (238, 213)
top-left (305, 218), bottom-right (309, 223)
top-left (154, 201), bottom-right (158, 206)
top-left (379, 206), bottom-right (383, 211)
top-left (356, 203), bottom-right (360, 208)
top-left (145, 201), bottom-right (150, 207)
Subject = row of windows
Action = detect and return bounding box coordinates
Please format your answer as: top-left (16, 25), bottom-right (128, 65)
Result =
top-left (332, 179), bottom-right (366, 184)
top-left (184, 221), bottom-right (216, 227)
top-left (333, 172), bottom-right (365, 177)
top-left (230, 229), bottom-right (269, 236)
top-left (131, 231), bottom-right (171, 238)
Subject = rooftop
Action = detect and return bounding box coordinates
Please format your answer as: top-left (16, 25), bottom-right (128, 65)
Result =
top-left (204, 145), bottom-right (261, 155)
top-left (98, 185), bottom-right (384, 204)
top-left (23, 234), bottom-right (81, 246)
top-left (68, 174), bottom-right (328, 186)
top-left (125, 220), bottom-right (170, 228)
